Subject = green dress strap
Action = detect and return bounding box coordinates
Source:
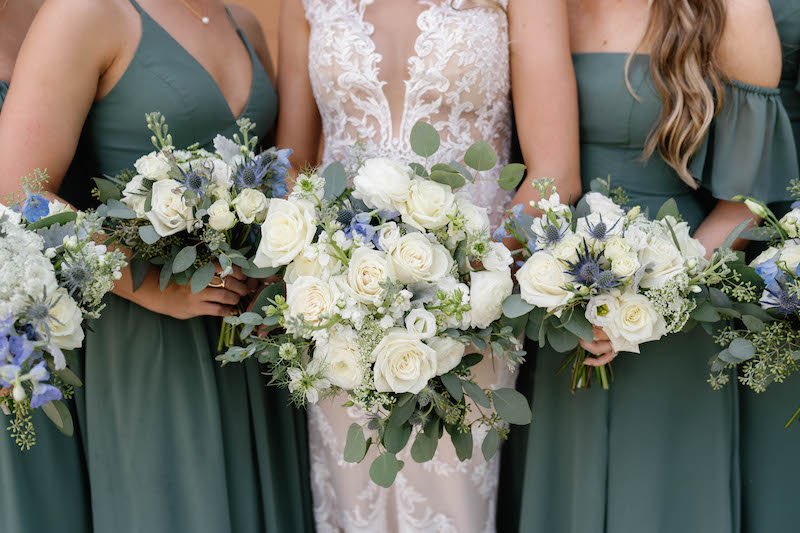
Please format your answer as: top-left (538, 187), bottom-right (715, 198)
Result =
top-left (690, 80), bottom-right (799, 202)
top-left (0, 80), bottom-right (8, 105)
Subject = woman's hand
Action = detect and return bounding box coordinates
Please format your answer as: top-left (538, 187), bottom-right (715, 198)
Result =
top-left (580, 327), bottom-right (618, 367)
top-left (127, 265), bottom-right (252, 320)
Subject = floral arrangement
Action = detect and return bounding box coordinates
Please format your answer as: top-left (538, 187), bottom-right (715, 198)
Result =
top-left (219, 123), bottom-right (530, 487)
top-left (0, 173), bottom-right (125, 449)
top-left (708, 184), bottom-right (800, 426)
top-left (500, 178), bottom-right (757, 390)
top-left (94, 113), bottom-right (290, 347)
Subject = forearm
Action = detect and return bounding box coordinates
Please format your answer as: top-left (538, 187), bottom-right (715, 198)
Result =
top-left (693, 199), bottom-right (757, 256)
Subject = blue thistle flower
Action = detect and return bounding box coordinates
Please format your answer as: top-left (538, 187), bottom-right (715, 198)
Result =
top-left (234, 156), bottom-right (270, 190)
top-left (762, 278), bottom-right (800, 316)
top-left (565, 242), bottom-right (620, 288)
top-left (22, 194), bottom-right (50, 223)
top-left (60, 256), bottom-right (93, 297)
top-left (584, 214), bottom-right (621, 242)
top-left (179, 164), bottom-right (209, 197)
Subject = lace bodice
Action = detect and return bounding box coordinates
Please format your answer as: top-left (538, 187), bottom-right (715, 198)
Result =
top-left (303, 0), bottom-right (513, 223)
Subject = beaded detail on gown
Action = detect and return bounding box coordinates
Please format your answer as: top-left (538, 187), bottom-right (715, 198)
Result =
top-left (302, 1), bottom-right (514, 531)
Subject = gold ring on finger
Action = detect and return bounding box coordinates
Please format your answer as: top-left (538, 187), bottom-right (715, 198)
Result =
top-left (209, 275), bottom-right (226, 289)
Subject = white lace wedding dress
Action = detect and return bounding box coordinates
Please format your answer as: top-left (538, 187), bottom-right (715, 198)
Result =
top-left (302, 1), bottom-right (515, 531)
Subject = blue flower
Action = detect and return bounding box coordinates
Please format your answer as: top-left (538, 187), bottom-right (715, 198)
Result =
top-left (761, 281), bottom-right (800, 317)
top-left (22, 194), bottom-right (50, 223)
top-left (583, 214), bottom-right (621, 242)
top-left (179, 164), bottom-right (209, 197)
top-left (345, 212), bottom-right (377, 243)
top-left (8, 334), bottom-right (35, 367)
top-left (31, 383), bottom-right (62, 409)
top-left (493, 225), bottom-right (509, 242)
top-left (755, 258), bottom-right (780, 286)
top-left (234, 148), bottom-right (293, 197)
top-left (565, 242), bottom-right (621, 289)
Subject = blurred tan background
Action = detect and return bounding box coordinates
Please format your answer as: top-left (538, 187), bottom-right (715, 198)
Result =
top-left (236, 0), bottom-right (282, 65)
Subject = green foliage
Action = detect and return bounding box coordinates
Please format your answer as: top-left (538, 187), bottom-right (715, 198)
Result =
top-left (464, 141), bottom-right (496, 171)
top-left (410, 121), bottom-right (440, 157)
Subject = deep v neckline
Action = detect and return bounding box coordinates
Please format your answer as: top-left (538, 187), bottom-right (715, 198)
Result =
top-left (357, 0), bottom-right (440, 139)
top-left (137, 5), bottom-right (257, 120)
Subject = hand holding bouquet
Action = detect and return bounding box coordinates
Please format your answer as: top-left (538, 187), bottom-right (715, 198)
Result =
top-left (1, 174), bottom-right (125, 449)
top-left (219, 123), bottom-right (531, 487)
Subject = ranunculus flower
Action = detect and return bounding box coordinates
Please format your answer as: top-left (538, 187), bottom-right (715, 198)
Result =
top-left (377, 221), bottom-right (401, 251)
top-left (371, 329), bottom-right (438, 394)
top-left (146, 179), bottom-right (194, 237)
top-left (233, 188), bottom-right (268, 224)
top-left (254, 199), bottom-right (317, 268)
top-left (352, 157), bottom-right (411, 211)
top-left (206, 199), bottom-right (237, 231)
top-left (517, 252), bottom-right (572, 313)
top-left (134, 152), bottom-right (171, 181)
top-left (388, 233), bottom-right (452, 284)
top-left (400, 179), bottom-right (456, 231)
top-left (469, 269), bottom-right (513, 329)
top-left (426, 336), bottom-right (465, 376)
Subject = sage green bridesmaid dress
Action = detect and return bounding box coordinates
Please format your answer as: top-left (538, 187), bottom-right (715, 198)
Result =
top-left (0, 82), bottom-right (93, 533)
top-left (516, 54), bottom-right (797, 533)
top-left (739, 3), bottom-right (800, 532)
top-left (58, 3), bottom-right (313, 532)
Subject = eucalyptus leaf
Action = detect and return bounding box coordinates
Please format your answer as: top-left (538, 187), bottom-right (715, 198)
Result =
top-left (343, 423), bottom-right (368, 463)
top-left (481, 427), bottom-right (501, 461)
top-left (492, 388), bottom-right (532, 425)
top-left (172, 246), bottom-right (197, 273)
top-left (448, 426), bottom-right (473, 461)
top-left (252, 282), bottom-right (285, 316)
top-left (55, 367), bottom-right (83, 388)
top-left (409, 162), bottom-right (429, 177)
top-left (92, 177), bottom-right (122, 202)
top-left (323, 162), bottom-right (348, 201)
top-left (410, 121), bottom-right (440, 157)
top-left (455, 353), bottom-right (483, 372)
top-left (498, 163), bottom-right (526, 191)
top-left (740, 226), bottom-right (780, 242)
top-left (190, 262), bottom-right (217, 293)
top-left (721, 218), bottom-right (753, 251)
top-left (430, 169), bottom-right (466, 189)
top-left (130, 259), bottom-right (151, 291)
top-left (742, 315), bottom-right (766, 333)
top-left (389, 393), bottom-right (417, 427)
top-left (589, 177), bottom-right (611, 195)
top-left (734, 302), bottom-right (774, 322)
top-left (462, 381), bottom-right (490, 408)
top-left (655, 198), bottom-right (680, 221)
top-left (440, 373), bottom-right (463, 401)
top-left (547, 325), bottom-right (579, 353)
top-left (42, 401), bottom-right (74, 437)
top-left (502, 294), bottom-right (535, 319)
top-left (242, 265), bottom-right (280, 279)
top-left (106, 199), bottom-right (138, 220)
top-left (464, 141), bottom-right (497, 171)
top-left (708, 287), bottom-right (732, 308)
top-left (138, 225), bottom-right (160, 245)
top-left (410, 431), bottom-right (438, 463)
top-left (728, 338), bottom-right (756, 362)
top-left (159, 260), bottom-right (173, 291)
top-left (561, 310), bottom-right (594, 342)
top-left (25, 211), bottom-right (78, 230)
top-left (383, 423), bottom-right (412, 453)
top-left (369, 453), bottom-right (404, 488)
top-left (237, 312), bottom-right (264, 326)
top-left (692, 301), bottom-right (721, 323)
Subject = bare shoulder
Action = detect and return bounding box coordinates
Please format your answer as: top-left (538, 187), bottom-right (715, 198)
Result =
top-left (718, 0), bottom-right (781, 86)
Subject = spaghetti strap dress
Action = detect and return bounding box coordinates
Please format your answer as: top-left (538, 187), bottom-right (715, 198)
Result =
top-left (58, 3), bottom-right (314, 532)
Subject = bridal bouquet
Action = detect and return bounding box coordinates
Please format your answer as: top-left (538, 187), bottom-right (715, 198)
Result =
top-left (708, 186), bottom-right (800, 425)
top-left (1, 175), bottom-right (125, 449)
top-left (219, 123), bottom-right (530, 487)
top-left (501, 178), bottom-right (757, 390)
top-left (94, 113), bottom-right (290, 347)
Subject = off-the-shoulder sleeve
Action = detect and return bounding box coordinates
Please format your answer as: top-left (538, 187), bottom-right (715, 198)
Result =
top-left (690, 80), bottom-right (799, 203)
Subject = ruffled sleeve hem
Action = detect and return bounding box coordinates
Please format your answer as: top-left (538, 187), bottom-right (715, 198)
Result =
top-left (690, 79), bottom-right (799, 203)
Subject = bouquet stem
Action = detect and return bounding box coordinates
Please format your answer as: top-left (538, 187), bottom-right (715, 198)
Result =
top-left (560, 346), bottom-right (612, 392)
top-left (217, 320), bottom-right (239, 352)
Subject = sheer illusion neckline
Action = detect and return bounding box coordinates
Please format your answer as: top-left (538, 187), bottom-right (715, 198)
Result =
top-left (356, 0), bottom-right (442, 139)
top-left (121, 0), bottom-right (257, 120)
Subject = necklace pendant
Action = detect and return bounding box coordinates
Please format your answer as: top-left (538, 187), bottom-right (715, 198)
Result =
top-left (201, 16), bottom-right (210, 25)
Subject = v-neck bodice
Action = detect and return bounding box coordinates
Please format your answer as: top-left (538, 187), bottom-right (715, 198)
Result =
top-left (61, 0), bottom-right (276, 209)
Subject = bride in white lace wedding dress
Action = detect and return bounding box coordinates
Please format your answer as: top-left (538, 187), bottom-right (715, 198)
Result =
top-left (277, 1), bottom-right (580, 531)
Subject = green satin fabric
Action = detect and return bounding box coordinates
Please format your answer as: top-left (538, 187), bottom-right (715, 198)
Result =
top-left (739, 3), bottom-right (800, 532)
top-left (0, 86), bottom-right (93, 533)
top-left (57, 2), bottom-right (313, 532)
top-left (513, 53), bottom-right (797, 533)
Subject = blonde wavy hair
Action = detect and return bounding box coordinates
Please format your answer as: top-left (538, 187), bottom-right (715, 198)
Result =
top-left (628, 0), bottom-right (727, 188)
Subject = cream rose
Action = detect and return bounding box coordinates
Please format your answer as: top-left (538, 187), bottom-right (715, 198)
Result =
top-left (780, 241), bottom-right (800, 272)
top-left (285, 276), bottom-right (338, 327)
top-left (47, 289), bottom-right (85, 351)
top-left (611, 251), bottom-right (640, 279)
top-left (316, 327), bottom-right (364, 390)
top-left (483, 242), bottom-right (513, 272)
top-left (254, 199), bottom-right (317, 268)
top-left (134, 152), bottom-right (171, 181)
top-left (661, 216), bottom-right (707, 268)
top-left (426, 336), bottom-right (465, 376)
top-left (352, 157), bottom-right (411, 211)
top-left (400, 179), bottom-right (456, 231)
top-left (550, 232), bottom-right (583, 263)
top-left (121, 175), bottom-right (149, 218)
top-left (602, 236), bottom-right (631, 262)
top-left (377, 221), bottom-right (401, 251)
top-left (610, 292), bottom-right (667, 353)
top-left (638, 233), bottom-right (685, 289)
top-left (388, 233), bottom-right (452, 284)
top-left (516, 252), bottom-right (572, 312)
top-left (780, 209), bottom-right (800, 239)
top-left (146, 179), bottom-right (194, 237)
top-left (584, 192), bottom-right (624, 218)
top-left (347, 248), bottom-right (390, 305)
top-left (469, 269), bottom-right (513, 329)
top-left (206, 199), bottom-right (237, 231)
top-left (372, 329), bottom-right (438, 394)
top-left (233, 188), bottom-right (268, 224)
top-left (285, 251), bottom-right (335, 283)
top-left (404, 308), bottom-right (437, 339)
top-left (456, 194), bottom-right (490, 234)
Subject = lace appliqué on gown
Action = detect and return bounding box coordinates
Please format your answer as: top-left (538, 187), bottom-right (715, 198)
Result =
top-left (302, 1), bottom-right (515, 531)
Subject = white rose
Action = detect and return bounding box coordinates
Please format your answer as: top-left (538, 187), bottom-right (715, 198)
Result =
top-left (456, 195), bottom-right (490, 234)
top-left (602, 236), bottom-right (631, 262)
top-left (285, 252), bottom-right (332, 283)
top-left (377, 221), bottom-right (401, 251)
top-left (316, 327), bottom-right (363, 390)
top-left (469, 269), bottom-right (513, 329)
top-left (372, 329), bottom-right (438, 394)
top-left (516, 252), bottom-right (572, 312)
top-left (400, 179), bottom-right (456, 231)
top-left (213, 135), bottom-right (242, 164)
top-left (347, 248), bottom-right (390, 305)
top-left (607, 292), bottom-right (667, 353)
top-left (47, 200), bottom-right (71, 216)
top-left (121, 175), bottom-right (149, 218)
top-left (233, 188), bottom-right (268, 224)
top-left (404, 308), bottom-right (437, 339)
top-left (47, 289), bottom-right (84, 351)
top-left (550, 232), bottom-right (583, 263)
top-left (483, 242), bottom-right (513, 272)
top-left (210, 159), bottom-right (233, 191)
top-left (285, 276), bottom-right (338, 327)
top-left (254, 199), bottom-right (317, 268)
top-left (207, 199), bottom-right (237, 231)
top-left (146, 179), bottom-right (193, 237)
top-left (780, 209), bottom-right (800, 238)
top-left (388, 232), bottom-right (452, 284)
top-left (134, 152), bottom-right (172, 181)
top-left (751, 246), bottom-right (780, 267)
top-left (638, 233), bottom-right (685, 289)
top-left (584, 192), bottom-right (624, 218)
top-left (426, 336), bottom-right (465, 376)
top-left (352, 157), bottom-right (411, 211)
top-left (661, 216), bottom-right (707, 268)
top-left (780, 241), bottom-right (800, 272)
top-left (611, 251), bottom-right (640, 279)
top-left (623, 224), bottom-right (649, 251)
